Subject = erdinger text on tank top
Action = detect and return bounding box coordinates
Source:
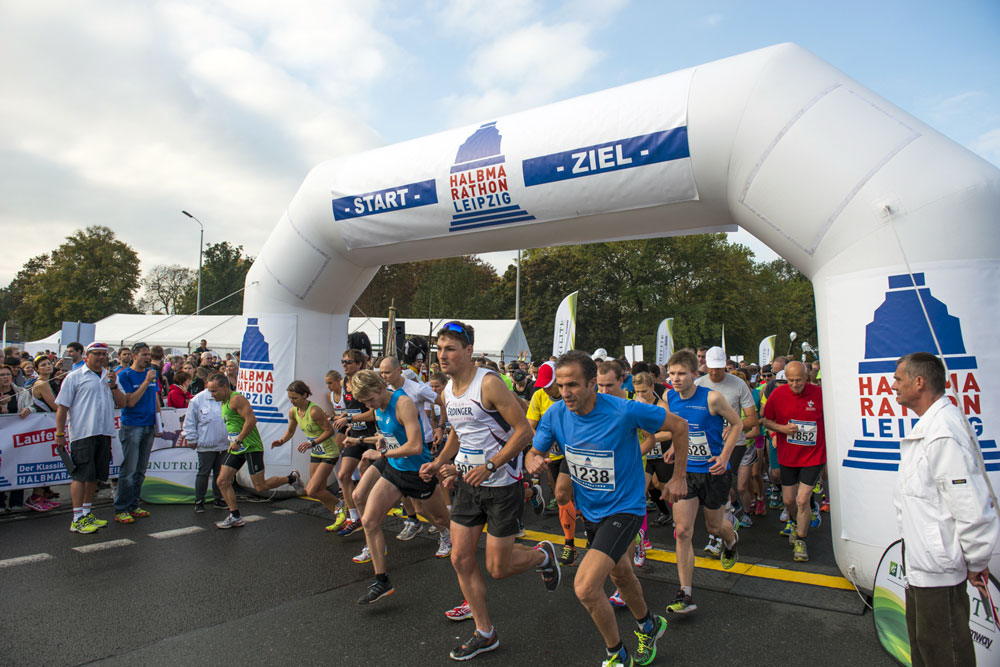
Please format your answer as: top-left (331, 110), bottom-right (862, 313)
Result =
top-left (445, 367), bottom-right (521, 487)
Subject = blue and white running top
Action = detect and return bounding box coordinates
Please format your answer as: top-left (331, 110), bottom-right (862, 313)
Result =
top-left (666, 385), bottom-right (726, 474)
top-left (376, 389), bottom-right (432, 473)
top-left (445, 367), bottom-right (520, 487)
top-left (533, 393), bottom-right (665, 521)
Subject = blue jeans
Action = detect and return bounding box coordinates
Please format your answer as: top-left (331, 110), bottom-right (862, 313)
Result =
top-left (114, 425), bottom-right (155, 512)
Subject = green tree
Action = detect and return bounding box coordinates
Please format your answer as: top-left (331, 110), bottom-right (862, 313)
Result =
top-left (177, 242), bottom-right (253, 315)
top-left (138, 264), bottom-right (196, 314)
top-left (407, 256), bottom-right (499, 319)
top-left (19, 227), bottom-right (140, 339)
top-left (1, 253), bottom-right (51, 341)
top-left (354, 262), bottom-right (421, 318)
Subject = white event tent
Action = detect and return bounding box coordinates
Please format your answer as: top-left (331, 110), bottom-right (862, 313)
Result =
top-left (24, 314), bottom-right (532, 361)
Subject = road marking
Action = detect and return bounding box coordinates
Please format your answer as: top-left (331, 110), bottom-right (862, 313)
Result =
top-left (272, 509), bottom-right (297, 515)
top-left (0, 553), bottom-right (54, 568)
top-left (72, 539), bottom-right (135, 554)
top-left (243, 515), bottom-right (265, 523)
top-left (149, 526), bottom-right (205, 540)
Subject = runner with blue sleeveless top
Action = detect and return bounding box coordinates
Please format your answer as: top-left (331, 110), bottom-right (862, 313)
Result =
top-left (349, 370), bottom-right (452, 605)
top-left (664, 349), bottom-right (746, 615)
top-left (527, 350), bottom-right (691, 667)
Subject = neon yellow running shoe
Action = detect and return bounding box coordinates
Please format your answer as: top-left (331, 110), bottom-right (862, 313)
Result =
top-left (84, 513), bottom-right (108, 528)
top-left (326, 510), bottom-right (347, 532)
top-left (70, 518), bottom-right (98, 534)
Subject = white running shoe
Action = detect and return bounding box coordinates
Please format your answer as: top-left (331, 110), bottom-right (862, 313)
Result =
top-left (779, 508), bottom-right (790, 522)
top-left (397, 520), bottom-right (422, 541)
top-left (435, 536), bottom-right (452, 558)
top-left (289, 470), bottom-right (306, 495)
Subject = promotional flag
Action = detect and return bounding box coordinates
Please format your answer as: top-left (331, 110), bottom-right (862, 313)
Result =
top-left (552, 291), bottom-right (578, 356)
top-left (759, 335), bottom-right (776, 366)
top-left (655, 318), bottom-right (674, 365)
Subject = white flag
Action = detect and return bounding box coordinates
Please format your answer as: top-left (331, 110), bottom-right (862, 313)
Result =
top-left (552, 291), bottom-right (578, 357)
top-left (759, 335), bottom-right (776, 367)
top-left (655, 318), bottom-right (674, 365)
top-left (721, 325), bottom-right (726, 355)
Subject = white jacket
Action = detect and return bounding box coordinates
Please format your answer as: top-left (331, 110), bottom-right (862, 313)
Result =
top-left (182, 390), bottom-right (229, 452)
top-left (893, 395), bottom-right (1000, 587)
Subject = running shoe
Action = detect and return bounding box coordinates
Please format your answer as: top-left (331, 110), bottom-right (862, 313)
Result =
top-left (213, 498), bottom-right (228, 509)
top-left (70, 517), bottom-right (98, 534)
top-left (812, 482), bottom-right (823, 495)
top-left (738, 513), bottom-right (753, 528)
top-left (634, 536), bottom-right (647, 568)
top-left (821, 498), bottom-right (831, 513)
top-left (779, 508), bottom-right (790, 522)
top-left (357, 577), bottom-right (394, 604)
top-left (702, 535), bottom-right (721, 556)
top-left (545, 497), bottom-right (558, 512)
top-left (289, 469), bottom-right (305, 495)
top-left (665, 589), bottom-right (697, 615)
top-left (609, 589), bottom-right (627, 608)
top-left (768, 492), bottom-right (783, 510)
top-left (720, 533), bottom-right (739, 570)
top-left (428, 524), bottom-right (439, 535)
top-left (353, 545), bottom-right (386, 564)
top-left (633, 615), bottom-right (668, 666)
top-left (651, 511), bottom-right (671, 528)
top-left (529, 483), bottom-right (545, 516)
top-left (337, 519), bottom-right (363, 536)
top-left (84, 513), bottom-right (108, 528)
top-left (326, 510), bottom-right (348, 533)
top-left (445, 600), bottom-right (473, 621)
top-left (558, 544), bottom-right (577, 566)
top-left (602, 654), bottom-right (633, 667)
top-left (435, 536), bottom-right (452, 558)
top-left (114, 511), bottom-right (135, 524)
top-left (130, 507), bottom-right (150, 519)
top-left (216, 514), bottom-right (245, 529)
top-left (731, 498), bottom-right (743, 514)
top-left (24, 496), bottom-right (50, 512)
top-left (810, 511), bottom-right (822, 529)
top-left (779, 520), bottom-right (795, 537)
top-left (534, 540), bottom-right (561, 592)
top-left (516, 520), bottom-right (526, 538)
top-left (397, 519), bottom-right (422, 541)
top-left (40, 497), bottom-right (60, 510)
top-left (450, 629), bottom-right (499, 661)
top-left (194, 502), bottom-right (206, 513)
top-left (793, 539), bottom-right (809, 562)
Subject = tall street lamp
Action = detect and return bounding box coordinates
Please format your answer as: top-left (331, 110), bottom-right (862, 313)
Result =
top-left (181, 210), bottom-right (204, 314)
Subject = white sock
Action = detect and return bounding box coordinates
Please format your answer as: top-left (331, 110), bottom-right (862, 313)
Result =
top-left (681, 585), bottom-right (692, 596)
top-left (82, 503), bottom-right (92, 516)
top-left (73, 507), bottom-right (84, 522)
top-left (440, 528), bottom-right (450, 540)
top-left (477, 625), bottom-right (494, 638)
top-left (349, 508), bottom-right (359, 521)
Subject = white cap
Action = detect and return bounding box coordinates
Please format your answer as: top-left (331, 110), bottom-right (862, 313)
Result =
top-left (591, 348), bottom-right (608, 360)
top-left (705, 346), bottom-right (727, 369)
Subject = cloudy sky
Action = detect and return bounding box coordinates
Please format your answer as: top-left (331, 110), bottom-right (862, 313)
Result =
top-left (2, 0), bottom-right (998, 289)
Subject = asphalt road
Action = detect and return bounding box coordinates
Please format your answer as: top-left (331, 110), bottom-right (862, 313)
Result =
top-left (0, 487), bottom-right (896, 667)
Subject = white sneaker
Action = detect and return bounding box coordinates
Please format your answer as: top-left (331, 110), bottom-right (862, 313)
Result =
top-left (352, 545), bottom-right (372, 564)
top-left (702, 535), bottom-right (721, 556)
top-left (435, 536), bottom-right (452, 558)
top-left (289, 470), bottom-right (305, 495)
top-left (216, 514), bottom-right (245, 529)
top-left (779, 508), bottom-right (790, 522)
top-left (397, 520), bottom-right (422, 541)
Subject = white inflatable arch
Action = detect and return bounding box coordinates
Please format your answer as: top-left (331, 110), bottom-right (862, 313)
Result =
top-left (243, 44), bottom-right (1000, 590)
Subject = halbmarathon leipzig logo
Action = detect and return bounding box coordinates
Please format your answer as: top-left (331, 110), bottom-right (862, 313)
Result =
top-left (843, 273), bottom-right (995, 472)
top-left (237, 318), bottom-right (286, 424)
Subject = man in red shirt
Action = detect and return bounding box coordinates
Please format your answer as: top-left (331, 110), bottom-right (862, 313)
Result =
top-left (761, 361), bottom-right (824, 562)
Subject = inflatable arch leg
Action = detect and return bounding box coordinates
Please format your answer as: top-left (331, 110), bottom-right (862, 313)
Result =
top-left (242, 43), bottom-right (1000, 590)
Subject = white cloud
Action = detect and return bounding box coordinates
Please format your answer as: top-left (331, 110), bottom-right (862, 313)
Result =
top-left (704, 12), bottom-right (725, 27)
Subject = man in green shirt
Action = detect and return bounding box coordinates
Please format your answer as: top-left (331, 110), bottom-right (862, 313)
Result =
top-left (206, 373), bottom-right (303, 528)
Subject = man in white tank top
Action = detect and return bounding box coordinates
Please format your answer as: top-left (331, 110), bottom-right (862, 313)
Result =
top-left (419, 321), bottom-right (560, 662)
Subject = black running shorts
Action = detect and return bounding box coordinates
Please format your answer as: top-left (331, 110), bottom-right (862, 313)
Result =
top-left (69, 435), bottom-right (112, 483)
top-left (584, 513), bottom-right (644, 563)
top-left (684, 470), bottom-right (732, 510)
top-left (450, 480), bottom-right (524, 538)
top-left (381, 463), bottom-right (438, 500)
top-left (341, 441), bottom-right (374, 461)
top-left (780, 463), bottom-right (824, 488)
top-left (645, 458), bottom-right (673, 483)
top-left (222, 449), bottom-right (265, 475)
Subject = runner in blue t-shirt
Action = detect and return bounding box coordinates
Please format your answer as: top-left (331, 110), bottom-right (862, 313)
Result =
top-left (527, 350), bottom-right (690, 667)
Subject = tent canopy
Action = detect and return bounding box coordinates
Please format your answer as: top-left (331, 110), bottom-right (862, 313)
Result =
top-left (24, 314), bottom-right (533, 360)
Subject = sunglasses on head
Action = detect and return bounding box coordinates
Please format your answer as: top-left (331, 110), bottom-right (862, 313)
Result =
top-left (441, 322), bottom-right (471, 345)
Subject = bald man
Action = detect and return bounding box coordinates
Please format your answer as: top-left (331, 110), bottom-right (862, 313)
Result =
top-left (760, 361), bottom-right (825, 562)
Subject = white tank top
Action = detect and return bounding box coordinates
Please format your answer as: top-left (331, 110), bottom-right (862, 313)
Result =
top-left (330, 391), bottom-right (346, 417)
top-left (445, 367), bottom-right (520, 487)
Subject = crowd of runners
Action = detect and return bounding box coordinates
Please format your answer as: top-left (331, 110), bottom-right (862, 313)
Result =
top-left (46, 324), bottom-right (829, 666)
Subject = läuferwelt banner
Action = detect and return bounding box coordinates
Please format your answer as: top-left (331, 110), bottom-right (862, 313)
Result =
top-left (332, 70), bottom-right (697, 250)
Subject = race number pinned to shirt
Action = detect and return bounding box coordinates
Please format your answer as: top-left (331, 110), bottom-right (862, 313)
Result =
top-left (347, 408), bottom-right (367, 432)
top-left (649, 441), bottom-right (663, 458)
top-left (789, 420), bottom-right (818, 446)
top-left (380, 431), bottom-right (402, 451)
top-left (455, 446), bottom-right (486, 477)
top-left (565, 446), bottom-right (615, 492)
top-left (688, 430), bottom-right (710, 462)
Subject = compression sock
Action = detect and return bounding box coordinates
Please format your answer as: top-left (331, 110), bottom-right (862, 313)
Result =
top-left (652, 496), bottom-right (670, 515)
top-left (641, 512), bottom-right (648, 536)
top-left (558, 501), bottom-right (577, 543)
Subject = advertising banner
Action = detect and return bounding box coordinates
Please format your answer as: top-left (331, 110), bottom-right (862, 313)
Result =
top-left (759, 335), bottom-right (775, 367)
top-left (552, 291), bottom-right (578, 357)
top-left (873, 540), bottom-right (1000, 665)
top-left (824, 262), bottom-right (1000, 550)
top-left (655, 318), bottom-right (674, 365)
top-left (238, 315), bottom-right (297, 467)
top-left (333, 70), bottom-right (697, 251)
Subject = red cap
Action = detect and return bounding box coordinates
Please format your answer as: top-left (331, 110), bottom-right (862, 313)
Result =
top-left (536, 361), bottom-right (556, 389)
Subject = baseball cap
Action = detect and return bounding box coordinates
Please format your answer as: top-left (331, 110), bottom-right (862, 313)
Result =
top-left (535, 361), bottom-right (556, 389)
top-left (85, 342), bottom-right (109, 354)
top-left (705, 346), bottom-right (727, 369)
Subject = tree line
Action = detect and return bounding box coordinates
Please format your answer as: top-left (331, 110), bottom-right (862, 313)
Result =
top-left (2, 228), bottom-right (817, 363)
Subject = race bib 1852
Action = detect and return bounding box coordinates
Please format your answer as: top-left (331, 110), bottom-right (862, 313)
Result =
top-left (788, 420), bottom-right (818, 446)
top-left (565, 446), bottom-right (615, 492)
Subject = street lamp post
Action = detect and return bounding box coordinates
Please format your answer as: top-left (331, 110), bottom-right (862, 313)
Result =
top-left (181, 211), bottom-right (204, 315)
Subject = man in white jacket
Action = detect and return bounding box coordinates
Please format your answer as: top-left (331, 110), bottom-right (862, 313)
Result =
top-left (893, 352), bottom-right (1000, 666)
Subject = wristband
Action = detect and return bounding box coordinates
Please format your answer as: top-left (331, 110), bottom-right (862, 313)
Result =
top-left (55, 432), bottom-right (65, 437)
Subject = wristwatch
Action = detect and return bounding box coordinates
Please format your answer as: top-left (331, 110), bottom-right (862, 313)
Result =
top-left (485, 461), bottom-right (497, 473)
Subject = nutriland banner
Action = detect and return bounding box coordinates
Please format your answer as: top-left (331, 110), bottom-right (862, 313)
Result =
top-left (552, 291), bottom-right (578, 357)
top-left (759, 335), bottom-right (776, 367)
top-left (655, 318), bottom-right (674, 365)
top-left (238, 314), bottom-right (297, 468)
top-left (873, 539), bottom-right (1000, 665)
